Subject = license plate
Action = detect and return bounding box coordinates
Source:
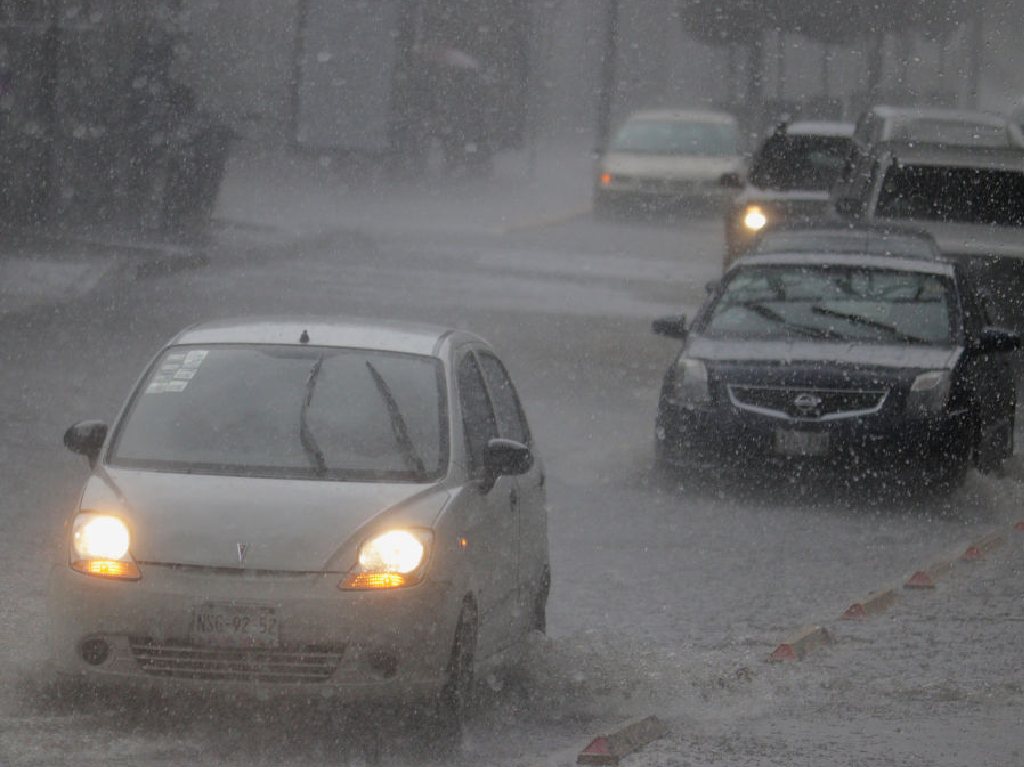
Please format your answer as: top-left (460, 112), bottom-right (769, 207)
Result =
top-left (191, 603), bottom-right (279, 648)
top-left (775, 430), bottom-right (829, 457)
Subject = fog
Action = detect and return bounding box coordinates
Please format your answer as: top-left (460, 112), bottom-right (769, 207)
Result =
top-left (1, 2), bottom-right (1023, 766)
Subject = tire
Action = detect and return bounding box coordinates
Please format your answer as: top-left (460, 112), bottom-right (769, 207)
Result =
top-left (431, 604), bottom-right (477, 756)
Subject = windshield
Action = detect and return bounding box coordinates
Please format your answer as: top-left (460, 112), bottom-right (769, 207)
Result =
top-left (610, 118), bottom-right (738, 156)
top-left (704, 265), bottom-right (957, 345)
top-left (876, 165), bottom-right (1024, 227)
top-left (749, 134), bottom-right (853, 190)
top-left (109, 346), bottom-right (447, 482)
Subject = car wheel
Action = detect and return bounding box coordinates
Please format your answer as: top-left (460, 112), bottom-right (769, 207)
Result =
top-left (431, 603), bottom-right (477, 755)
top-left (593, 192), bottom-right (618, 220)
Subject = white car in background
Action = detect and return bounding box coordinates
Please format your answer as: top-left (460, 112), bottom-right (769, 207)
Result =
top-left (594, 109), bottom-right (744, 215)
top-left (50, 318), bottom-right (550, 746)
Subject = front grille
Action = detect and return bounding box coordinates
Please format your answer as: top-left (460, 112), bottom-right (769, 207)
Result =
top-left (129, 638), bottom-right (346, 684)
top-left (728, 385), bottom-right (887, 421)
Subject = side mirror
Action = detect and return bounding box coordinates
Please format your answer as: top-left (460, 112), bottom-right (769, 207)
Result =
top-left (64, 420), bottom-right (108, 467)
top-left (652, 314), bottom-right (688, 340)
top-left (483, 438), bottom-right (532, 490)
top-left (978, 326), bottom-right (1023, 354)
top-left (835, 197), bottom-right (863, 217)
top-left (719, 172), bottom-right (743, 190)
top-left (705, 280), bottom-right (720, 295)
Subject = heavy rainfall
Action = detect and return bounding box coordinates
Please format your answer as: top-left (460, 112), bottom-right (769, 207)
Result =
top-left (1, 1), bottom-right (1023, 766)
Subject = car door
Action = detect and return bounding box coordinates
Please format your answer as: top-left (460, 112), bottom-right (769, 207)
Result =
top-left (476, 350), bottom-right (548, 635)
top-left (957, 275), bottom-right (1016, 471)
top-left (455, 348), bottom-right (518, 655)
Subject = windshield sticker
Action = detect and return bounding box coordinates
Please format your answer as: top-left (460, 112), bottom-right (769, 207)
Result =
top-left (145, 350), bottom-right (207, 393)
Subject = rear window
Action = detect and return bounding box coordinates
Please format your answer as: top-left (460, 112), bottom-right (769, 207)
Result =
top-left (876, 165), bottom-right (1024, 228)
top-left (749, 135), bottom-right (853, 191)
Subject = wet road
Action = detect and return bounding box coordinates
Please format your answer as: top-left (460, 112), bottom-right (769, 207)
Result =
top-left (1, 195), bottom-right (1021, 765)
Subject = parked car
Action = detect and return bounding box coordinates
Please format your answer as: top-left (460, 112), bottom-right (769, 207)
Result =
top-left (51, 318), bottom-right (549, 742)
top-left (593, 109), bottom-right (743, 216)
top-left (653, 250), bottom-right (1019, 488)
top-left (725, 121), bottom-right (855, 265)
top-left (832, 141), bottom-right (1024, 330)
top-left (851, 106), bottom-right (1024, 151)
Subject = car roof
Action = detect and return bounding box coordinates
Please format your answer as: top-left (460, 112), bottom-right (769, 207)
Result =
top-left (735, 251), bottom-right (956, 277)
top-left (783, 121), bottom-right (855, 138)
top-left (752, 223), bottom-right (942, 260)
top-left (874, 141), bottom-right (1024, 170)
top-left (627, 109), bottom-right (737, 125)
top-left (170, 318), bottom-right (474, 357)
top-left (868, 105), bottom-right (1016, 128)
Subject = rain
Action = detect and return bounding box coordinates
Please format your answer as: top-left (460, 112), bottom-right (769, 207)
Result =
top-left (1, 1), bottom-right (1024, 766)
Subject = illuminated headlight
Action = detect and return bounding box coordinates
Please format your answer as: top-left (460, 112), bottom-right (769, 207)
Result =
top-left (71, 513), bottom-right (140, 580)
top-left (743, 206), bottom-right (768, 232)
top-left (906, 371), bottom-right (951, 416)
top-left (671, 358), bottom-right (710, 407)
top-left (340, 529), bottom-right (433, 590)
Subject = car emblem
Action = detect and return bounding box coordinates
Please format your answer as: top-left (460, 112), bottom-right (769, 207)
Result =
top-left (236, 542), bottom-right (249, 565)
top-left (793, 393), bottom-right (823, 411)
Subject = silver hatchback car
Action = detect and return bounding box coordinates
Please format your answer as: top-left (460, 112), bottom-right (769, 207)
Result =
top-left (50, 318), bottom-right (549, 731)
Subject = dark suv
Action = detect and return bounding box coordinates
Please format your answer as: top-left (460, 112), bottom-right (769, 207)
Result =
top-left (653, 247), bottom-right (1019, 488)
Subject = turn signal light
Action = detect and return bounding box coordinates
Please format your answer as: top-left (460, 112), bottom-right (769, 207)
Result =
top-left (341, 572), bottom-right (408, 590)
top-left (72, 559), bottom-right (141, 580)
top-left (599, 172), bottom-right (613, 186)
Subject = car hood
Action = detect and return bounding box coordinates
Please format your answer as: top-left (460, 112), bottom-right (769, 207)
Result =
top-left (876, 218), bottom-right (1024, 258)
top-left (687, 337), bottom-right (962, 370)
top-left (602, 152), bottom-right (743, 181)
top-left (81, 468), bottom-right (448, 572)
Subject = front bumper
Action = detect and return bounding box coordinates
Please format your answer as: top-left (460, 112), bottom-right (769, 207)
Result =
top-left (48, 562), bottom-right (457, 702)
top-left (656, 401), bottom-right (972, 473)
top-left (596, 178), bottom-right (733, 206)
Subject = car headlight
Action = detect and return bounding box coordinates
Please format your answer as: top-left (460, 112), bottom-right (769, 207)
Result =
top-left (70, 513), bottom-right (140, 580)
top-left (670, 358), bottom-right (710, 407)
top-left (743, 206), bottom-right (767, 232)
top-left (340, 529), bottom-right (433, 590)
top-left (906, 370), bottom-right (951, 416)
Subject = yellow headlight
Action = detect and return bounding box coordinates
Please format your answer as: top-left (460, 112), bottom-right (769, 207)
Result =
top-left (340, 529), bottom-right (432, 590)
top-left (743, 206), bottom-right (768, 231)
top-left (71, 513), bottom-right (140, 580)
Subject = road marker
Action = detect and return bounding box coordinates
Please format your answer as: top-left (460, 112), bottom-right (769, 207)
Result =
top-left (904, 557), bottom-right (955, 589)
top-left (840, 588), bottom-right (897, 620)
top-left (576, 716), bottom-right (667, 766)
top-left (768, 626), bottom-right (832, 662)
top-left (962, 531), bottom-right (1006, 561)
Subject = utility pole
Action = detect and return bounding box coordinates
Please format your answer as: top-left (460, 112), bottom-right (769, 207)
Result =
top-left (966, 4), bottom-right (983, 108)
top-left (289, 0), bottom-right (311, 147)
top-left (595, 0), bottom-right (619, 153)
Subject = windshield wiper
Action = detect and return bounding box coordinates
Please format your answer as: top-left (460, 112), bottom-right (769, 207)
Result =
top-left (810, 305), bottom-right (932, 345)
top-left (365, 361), bottom-right (427, 477)
top-left (299, 355), bottom-right (327, 476)
top-left (739, 301), bottom-right (849, 341)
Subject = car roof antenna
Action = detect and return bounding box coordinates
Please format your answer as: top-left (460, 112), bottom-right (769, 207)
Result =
top-left (300, 329), bottom-right (310, 344)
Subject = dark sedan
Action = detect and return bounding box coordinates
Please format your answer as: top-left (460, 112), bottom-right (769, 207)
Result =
top-left (653, 251), bottom-right (1019, 488)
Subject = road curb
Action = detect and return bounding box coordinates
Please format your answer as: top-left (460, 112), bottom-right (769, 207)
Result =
top-left (768, 626), bottom-right (832, 662)
top-left (840, 588), bottom-right (897, 620)
top-left (576, 716), bottom-right (667, 766)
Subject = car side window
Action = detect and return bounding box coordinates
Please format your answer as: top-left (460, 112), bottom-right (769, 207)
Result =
top-left (457, 353), bottom-right (497, 477)
top-left (477, 352), bottom-right (531, 445)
